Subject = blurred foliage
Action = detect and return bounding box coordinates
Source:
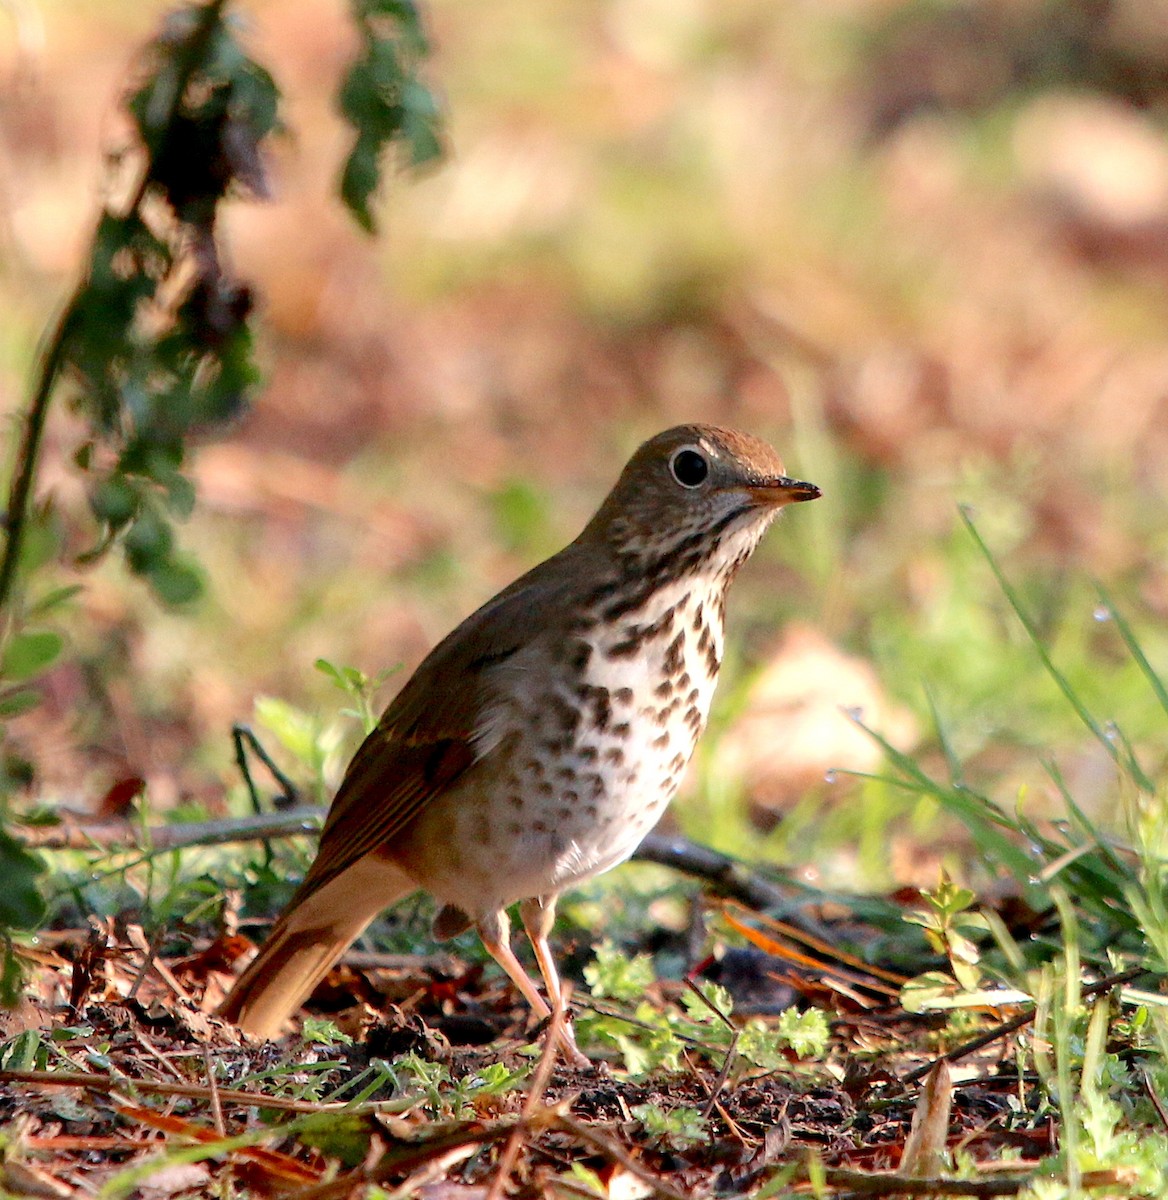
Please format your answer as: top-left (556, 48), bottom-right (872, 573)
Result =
top-left (0, 0), bottom-right (445, 997)
top-left (340, 0), bottom-right (445, 232)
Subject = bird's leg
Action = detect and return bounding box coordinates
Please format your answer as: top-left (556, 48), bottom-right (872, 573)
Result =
top-left (520, 895), bottom-right (589, 1069)
top-left (477, 906), bottom-right (588, 1068)
top-left (477, 908), bottom-right (552, 1018)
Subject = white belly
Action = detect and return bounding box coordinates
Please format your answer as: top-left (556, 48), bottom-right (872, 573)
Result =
top-left (420, 573), bottom-right (727, 913)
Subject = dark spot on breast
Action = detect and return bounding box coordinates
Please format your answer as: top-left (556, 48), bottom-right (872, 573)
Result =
top-left (607, 633), bottom-right (641, 658)
top-left (608, 605), bottom-right (679, 659)
top-left (507, 795), bottom-right (523, 809)
top-left (614, 687), bottom-right (634, 705)
top-left (557, 805), bottom-right (573, 820)
top-left (579, 745), bottom-right (599, 763)
top-left (577, 684), bottom-right (612, 731)
top-left (669, 752), bottom-right (687, 772)
top-left (654, 680), bottom-right (673, 699)
top-left (705, 643), bottom-right (720, 675)
top-left (548, 693), bottom-right (581, 736)
top-left (536, 780), bottom-right (555, 797)
top-left (652, 732), bottom-right (670, 749)
top-left (523, 758), bottom-right (545, 777)
top-left (692, 603), bottom-right (704, 631)
top-left (697, 625), bottom-right (711, 653)
top-left (582, 772), bottom-right (604, 798)
top-left (612, 722), bottom-right (631, 737)
top-left (570, 640), bottom-right (593, 671)
top-left (685, 706), bottom-right (703, 732)
top-left (664, 632), bottom-right (685, 675)
top-left (677, 672), bottom-right (691, 691)
top-left (532, 820), bottom-right (548, 833)
top-left (603, 747), bottom-right (625, 766)
top-left (601, 588), bottom-right (649, 622)
top-left (686, 688), bottom-right (700, 705)
top-left (555, 765), bottom-right (577, 782)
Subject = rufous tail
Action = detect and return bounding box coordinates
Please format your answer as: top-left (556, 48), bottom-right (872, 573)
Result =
top-left (217, 857), bottom-right (416, 1039)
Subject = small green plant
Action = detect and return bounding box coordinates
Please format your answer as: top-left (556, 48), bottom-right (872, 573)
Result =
top-left (905, 875), bottom-right (988, 991)
top-left (300, 1017), bottom-right (354, 1047)
top-left (382, 1053), bottom-right (528, 1117)
top-left (315, 657), bottom-right (399, 735)
top-left (631, 1102), bottom-right (707, 1149)
top-left (577, 940), bottom-right (831, 1075)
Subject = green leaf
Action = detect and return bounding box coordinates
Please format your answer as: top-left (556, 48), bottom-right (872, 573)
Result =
top-left (400, 79), bottom-right (443, 166)
top-left (301, 1016), bottom-right (353, 1046)
top-left (148, 558), bottom-right (204, 606)
top-left (123, 507), bottom-right (174, 574)
top-left (28, 585), bottom-right (83, 617)
top-left (297, 1112), bottom-right (375, 1168)
top-left (0, 1029), bottom-right (45, 1069)
top-left (680, 982), bottom-right (734, 1022)
top-left (584, 940), bottom-right (657, 1001)
top-left (0, 689), bottom-right (40, 717)
top-left (631, 1103), bottom-right (706, 1149)
top-left (1, 632), bottom-right (64, 683)
top-left (775, 1007), bottom-right (831, 1058)
top-left (340, 132), bottom-right (384, 233)
top-left (0, 830), bottom-right (46, 930)
top-left (162, 473), bottom-right (197, 519)
top-left (314, 658), bottom-right (348, 688)
top-left (89, 475), bottom-right (139, 528)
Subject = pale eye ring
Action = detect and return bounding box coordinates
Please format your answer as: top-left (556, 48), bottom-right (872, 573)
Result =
top-left (669, 447), bottom-right (709, 488)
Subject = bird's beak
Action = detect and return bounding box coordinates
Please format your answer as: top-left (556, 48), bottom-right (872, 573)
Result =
top-left (747, 477), bottom-right (822, 507)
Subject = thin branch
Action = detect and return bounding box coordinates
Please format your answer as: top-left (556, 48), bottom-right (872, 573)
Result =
top-left (0, 1067), bottom-right (407, 1113)
top-left (901, 965), bottom-right (1150, 1085)
top-left (821, 1165), bottom-right (1135, 1197)
top-left (14, 806), bottom-right (324, 852)
top-left (821, 1167), bottom-right (1032, 1196)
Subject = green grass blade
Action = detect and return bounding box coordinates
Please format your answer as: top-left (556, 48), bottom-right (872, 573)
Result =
top-left (849, 713), bottom-right (1037, 882)
top-left (961, 508), bottom-right (1154, 794)
top-left (1095, 582), bottom-right (1168, 722)
top-left (924, 684), bottom-right (964, 785)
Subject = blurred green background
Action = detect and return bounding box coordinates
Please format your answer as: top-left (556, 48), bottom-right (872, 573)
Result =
top-left (4, 0), bottom-right (1168, 896)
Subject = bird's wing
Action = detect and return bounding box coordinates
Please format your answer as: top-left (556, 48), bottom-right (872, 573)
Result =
top-left (285, 571), bottom-right (564, 908)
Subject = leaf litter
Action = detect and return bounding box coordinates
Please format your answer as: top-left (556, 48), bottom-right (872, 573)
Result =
top-left (0, 887), bottom-right (1132, 1199)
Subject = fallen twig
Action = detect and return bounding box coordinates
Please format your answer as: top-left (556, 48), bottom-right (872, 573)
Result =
top-left (819, 1165), bottom-right (1135, 1196)
top-left (0, 1067), bottom-right (410, 1114)
top-left (13, 807), bottom-right (325, 852)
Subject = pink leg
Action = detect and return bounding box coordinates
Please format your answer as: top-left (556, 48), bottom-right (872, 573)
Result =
top-left (520, 896), bottom-right (589, 1068)
top-left (477, 908), bottom-right (552, 1018)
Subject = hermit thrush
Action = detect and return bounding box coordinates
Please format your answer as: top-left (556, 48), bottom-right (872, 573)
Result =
top-left (218, 425), bottom-right (819, 1054)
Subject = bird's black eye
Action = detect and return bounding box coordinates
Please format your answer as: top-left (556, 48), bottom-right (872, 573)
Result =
top-left (670, 447), bottom-right (709, 488)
